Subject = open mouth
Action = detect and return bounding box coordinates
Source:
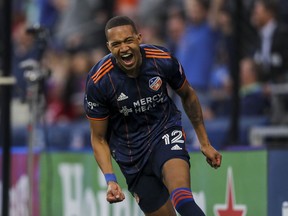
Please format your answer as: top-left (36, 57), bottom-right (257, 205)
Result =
top-left (121, 53), bottom-right (134, 66)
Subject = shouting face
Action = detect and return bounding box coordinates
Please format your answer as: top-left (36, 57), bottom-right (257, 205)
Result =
top-left (106, 25), bottom-right (142, 76)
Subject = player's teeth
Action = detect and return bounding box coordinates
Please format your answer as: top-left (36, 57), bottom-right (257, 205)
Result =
top-left (122, 54), bottom-right (131, 57)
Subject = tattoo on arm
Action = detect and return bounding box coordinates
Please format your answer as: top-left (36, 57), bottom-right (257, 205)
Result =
top-left (181, 90), bottom-right (204, 127)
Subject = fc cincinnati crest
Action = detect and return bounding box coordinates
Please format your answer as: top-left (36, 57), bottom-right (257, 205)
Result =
top-left (149, 76), bottom-right (162, 91)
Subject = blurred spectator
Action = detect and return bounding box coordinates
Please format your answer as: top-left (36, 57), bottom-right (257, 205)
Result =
top-left (41, 0), bottom-right (112, 52)
top-left (37, 0), bottom-right (59, 35)
top-left (137, 0), bottom-right (183, 45)
top-left (249, 0), bottom-right (288, 124)
top-left (208, 57), bottom-right (270, 119)
top-left (114, 0), bottom-right (139, 19)
top-left (250, 0), bottom-right (288, 83)
top-left (207, 5), bottom-right (235, 119)
top-left (62, 51), bottom-right (91, 120)
top-left (44, 50), bottom-right (71, 124)
top-left (208, 46), bottom-right (232, 118)
top-left (137, 0), bottom-right (167, 28)
top-left (214, 5), bottom-right (235, 76)
top-left (89, 47), bottom-right (109, 65)
top-left (11, 20), bottom-right (42, 100)
top-left (175, 0), bottom-right (223, 104)
top-left (164, 5), bottom-right (186, 55)
top-left (44, 50), bottom-right (91, 124)
top-left (239, 57), bottom-right (270, 116)
top-left (138, 22), bottom-right (166, 46)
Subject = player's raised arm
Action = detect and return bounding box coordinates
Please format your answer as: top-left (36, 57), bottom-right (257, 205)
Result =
top-left (176, 81), bottom-right (222, 169)
top-left (89, 119), bottom-right (125, 203)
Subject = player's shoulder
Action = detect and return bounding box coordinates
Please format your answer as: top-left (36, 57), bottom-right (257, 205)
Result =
top-left (87, 53), bottom-right (115, 85)
top-left (141, 44), bottom-right (172, 60)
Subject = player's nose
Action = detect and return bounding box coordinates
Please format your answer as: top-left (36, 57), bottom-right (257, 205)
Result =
top-left (119, 43), bottom-right (129, 52)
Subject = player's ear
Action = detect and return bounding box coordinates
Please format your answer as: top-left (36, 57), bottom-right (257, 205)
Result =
top-left (106, 41), bottom-right (112, 52)
top-left (137, 33), bottom-right (142, 43)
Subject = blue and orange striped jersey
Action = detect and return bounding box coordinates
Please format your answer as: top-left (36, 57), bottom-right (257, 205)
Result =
top-left (84, 44), bottom-right (187, 174)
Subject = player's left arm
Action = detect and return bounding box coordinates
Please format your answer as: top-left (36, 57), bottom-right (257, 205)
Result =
top-left (176, 81), bottom-right (222, 169)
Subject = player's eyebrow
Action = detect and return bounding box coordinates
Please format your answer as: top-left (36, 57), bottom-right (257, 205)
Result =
top-left (109, 35), bottom-right (136, 46)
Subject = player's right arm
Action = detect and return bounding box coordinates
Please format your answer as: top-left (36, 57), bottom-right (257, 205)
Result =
top-left (89, 119), bottom-right (125, 203)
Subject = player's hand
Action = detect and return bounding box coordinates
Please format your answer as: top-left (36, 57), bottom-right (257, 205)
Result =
top-left (106, 181), bottom-right (125, 203)
top-left (201, 144), bottom-right (222, 169)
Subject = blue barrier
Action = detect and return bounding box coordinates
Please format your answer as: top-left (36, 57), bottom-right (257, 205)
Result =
top-left (10, 117), bottom-right (269, 150)
top-left (268, 150), bottom-right (288, 216)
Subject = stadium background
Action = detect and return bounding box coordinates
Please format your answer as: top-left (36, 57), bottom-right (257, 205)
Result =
top-left (1, 0), bottom-right (288, 215)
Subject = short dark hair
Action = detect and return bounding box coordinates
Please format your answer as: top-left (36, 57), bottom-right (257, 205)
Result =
top-left (105, 16), bottom-right (138, 38)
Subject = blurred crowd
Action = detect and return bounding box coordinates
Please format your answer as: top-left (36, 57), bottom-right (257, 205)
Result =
top-left (10, 0), bottom-right (288, 145)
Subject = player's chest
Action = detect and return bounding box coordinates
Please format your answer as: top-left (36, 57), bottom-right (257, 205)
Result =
top-left (108, 73), bottom-right (167, 115)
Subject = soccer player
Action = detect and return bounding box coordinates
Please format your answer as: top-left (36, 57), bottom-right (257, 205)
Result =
top-left (84, 15), bottom-right (222, 216)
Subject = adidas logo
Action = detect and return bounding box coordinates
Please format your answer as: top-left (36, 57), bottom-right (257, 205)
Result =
top-left (171, 144), bottom-right (182, 150)
top-left (117, 93), bottom-right (128, 101)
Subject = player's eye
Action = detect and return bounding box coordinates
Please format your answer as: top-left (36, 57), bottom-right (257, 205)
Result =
top-left (111, 42), bottom-right (120, 48)
top-left (126, 39), bottom-right (134, 43)
top-left (125, 37), bottom-right (135, 44)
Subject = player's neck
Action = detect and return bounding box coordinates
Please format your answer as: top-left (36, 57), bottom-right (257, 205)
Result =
top-left (122, 58), bottom-right (142, 78)
top-left (126, 69), bottom-right (140, 78)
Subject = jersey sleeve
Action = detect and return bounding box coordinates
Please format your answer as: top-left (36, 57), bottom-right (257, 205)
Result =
top-left (166, 56), bottom-right (187, 90)
top-left (84, 71), bottom-right (110, 120)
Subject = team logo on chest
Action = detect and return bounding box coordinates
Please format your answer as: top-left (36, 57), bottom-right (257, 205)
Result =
top-left (149, 76), bottom-right (162, 91)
